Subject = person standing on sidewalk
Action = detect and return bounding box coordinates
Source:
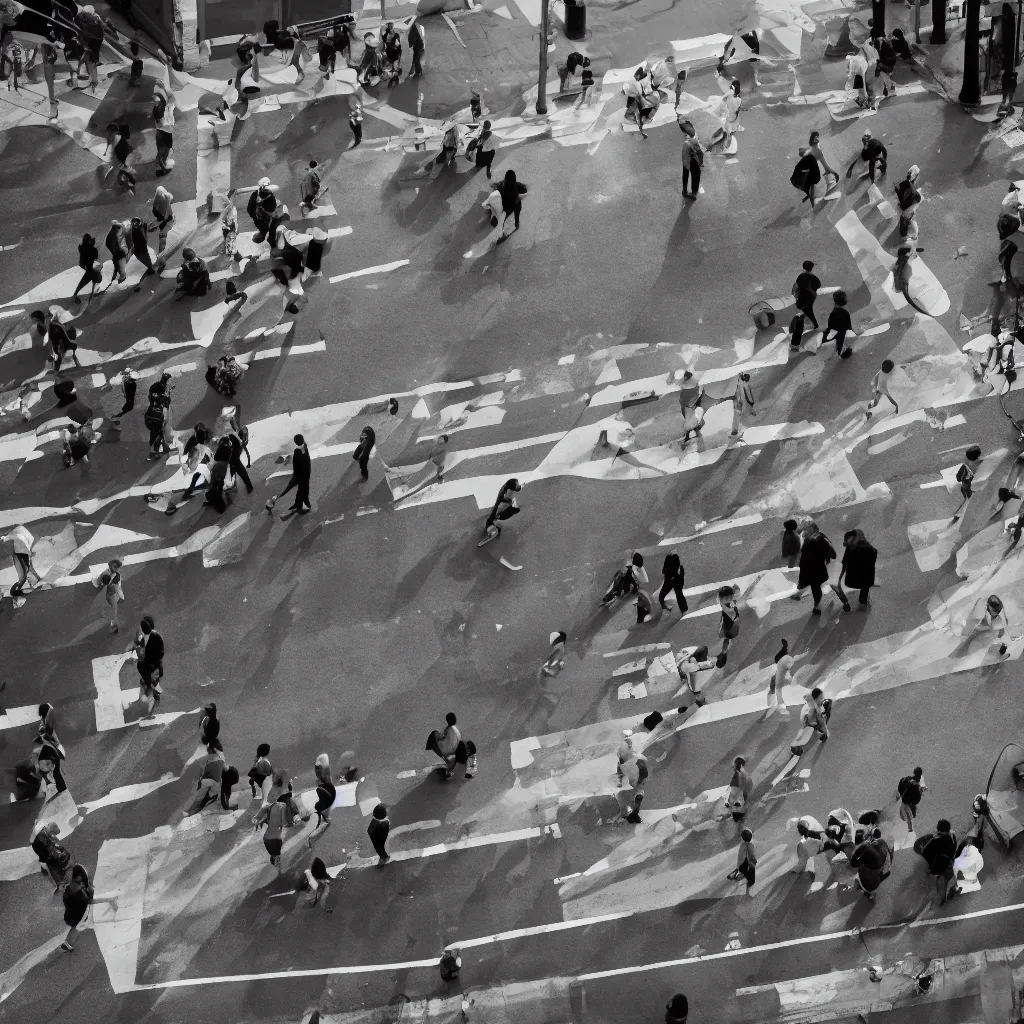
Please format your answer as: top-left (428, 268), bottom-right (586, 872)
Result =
top-left (898, 767), bottom-right (926, 833)
top-left (367, 803), bottom-right (391, 863)
top-left (821, 290), bottom-right (854, 359)
top-left (658, 551), bottom-right (687, 615)
top-left (679, 119), bottom-right (704, 200)
top-left (408, 19), bottom-right (424, 78)
top-left (792, 261), bottom-right (821, 329)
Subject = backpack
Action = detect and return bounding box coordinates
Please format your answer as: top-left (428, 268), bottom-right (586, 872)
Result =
top-left (895, 179), bottom-right (920, 210)
top-left (143, 403), bottom-right (164, 430)
top-left (898, 775), bottom-right (920, 804)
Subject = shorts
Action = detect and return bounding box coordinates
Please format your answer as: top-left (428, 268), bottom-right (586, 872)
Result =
top-left (263, 836), bottom-right (283, 859)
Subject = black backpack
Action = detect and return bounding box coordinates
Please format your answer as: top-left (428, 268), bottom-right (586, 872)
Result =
top-left (143, 403), bottom-right (164, 430)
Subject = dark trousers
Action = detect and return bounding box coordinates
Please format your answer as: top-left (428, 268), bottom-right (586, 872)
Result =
top-left (230, 454), bottom-right (253, 492)
top-left (350, 120), bottom-right (362, 145)
top-left (118, 379), bottom-right (136, 415)
top-left (205, 485), bottom-right (228, 513)
top-left (148, 425), bottom-right (165, 453)
top-left (797, 300), bottom-right (818, 329)
top-left (833, 329), bottom-right (848, 355)
top-left (48, 760), bottom-right (67, 794)
top-left (857, 586), bottom-right (870, 605)
top-left (809, 581), bottom-right (823, 605)
top-left (658, 577), bottom-right (688, 613)
top-left (411, 48), bottom-right (423, 76)
top-left (370, 833), bottom-right (388, 858)
top-left (72, 267), bottom-right (96, 298)
top-left (288, 479), bottom-right (311, 511)
top-left (682, 160), bottom-right (701, 196)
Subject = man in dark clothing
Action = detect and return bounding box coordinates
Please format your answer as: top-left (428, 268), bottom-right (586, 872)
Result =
top-left (847, 130), bottom-right (887, 182)
top-left (659, 552), bottom-right (687, 614)
top-left (679, 120), bottom-right (703, 200)
top-left (791, 522), bottom-right (837, 613)
top-left (821, 290), bottom-right (854, 358)
top-left (897, 767), bottom-right (925, 831)
top-left (135, 615), bottom-right (165, 714)
top-left (408, 20), bottom-right (424, 77)
top-left (352, 425), bottom-right (375, 479)
top-left (228, 430), bottom-right (253, 493)
top-left (276, 433), bottom-right (311, 517)
top-left (367, 803), bottom-right (391, 863)
top-left (922, 819), bottom-right (957, 904)
top-left (247, 178), bottom-right (285, 245)
top-left (792, 260), bottom-right (821, 328)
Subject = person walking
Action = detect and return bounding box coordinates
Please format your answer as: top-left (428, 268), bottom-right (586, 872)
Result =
top-left (307, 753), bottom-right (336, 848)
top-left (352, 425), bottom-right (375, 479)
top-left (432, 712), bottom-right (462, 777)
top-left (791, 815), bottom-right (826, 881)
top-left (730, 372), bottom-right (755, 437)
top-left (348, 99), bottom-right (363, 147)
top-left (496, 169), bottom-right (527, 243)
top-left (300, 160), bottom-right (323, 210)
top-left (183, 740), bottom-right (226, 815)
top-left (782, 519), bottom-right (802, 567)
top-left (821, 290), bottom-right (854, 359)
top-left (658, 551), bottom-right (687, 614)
top-left (807, 130), bottom-right (839, 188)
top-left (765, 638), bottom-right (793, 718)
top-left (152, 88), bottom-right (175, 177)
top-left (32, 823), bottom-right (72, 890)
top-left (71, 233), bottom-right (100, 303)
top-left (428, 434), bottom-right (449, 482)
top-left (846, 130), bottom-right (887, 182)
top-left (248, 743), bottom-right (273, 800)
top-left (951, 445), bottom-right (982, 522)
top-left (898, 767), bottom-right (926, 834)
top-left (922, 819), bottom-right (957, 904)
top-left (865, 360), bottom-right (898, 418)
top-left (199, 703), bottom-right (220, 746)
top-left (727, 827), bottom-right (757, 892)
top-left (849, 827), bottom-right (891, 899)
top-left (302, 856), bottom-right (332, 909)
top-left (954, 594), bottom-right (1009, 658)
top-left (3, 524), bottom-right (43, 594)
top-left (792, 689), bottom-right (830, 754)
top-left (60, 864), bottom-right (118, 951)
top-left (710, 75), bottom-right (742, 149)
top-left (93, 558), bottom-right (124, 632)
top-left (276, 434), bottom-right (312, 518)
top-left (717, 585), bottom-right (740, 663)
top-left (134, 614), bottom-right (165, 717)
top-left (152, 185), bottom-right (174, 255)
top-left (895, 165), bottom-right (921, 241)
top-left (837, 529), bottom-right (877, 608)
top-left (367, 803), bottom-right (391, 863)
top-left (791, 146), bottom-right (821, 205)
top-left (665, 994), bottom-right (689, 1024)
top-left (480, 478), bottom-right (522, 544)
top-left (679, 119), bottom-right (704, 200)
top-left (870, 33), bottom-right (897, 103)
top-left (408, 19), bottom-right (424, 77)
top-left (465, 121), bottom-right (497, 179)
top-left (128, 217), bottom-right (157, 290)
top-left (619, 749), bottom-right (649, 823)
top-left (256, 787), bottom-right (302, 869)
top-left (104, 218), bottom-right (130, 287)
top-left (792, 261), bottom-right (821, 329)
top-left (726, 755), bottom-right (752, 823)
top-left (674, 645), bottom-right (715, 708)
top-left (576, 59), bottom-right (595, 108)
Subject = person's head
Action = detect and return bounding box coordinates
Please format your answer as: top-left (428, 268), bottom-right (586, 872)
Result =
top-left (913, 766), bottom-right (923, 779)
top-left (802, 260), bottom-right (814, 272)
top-left (482, 119), bottom-right (492, 133)
top-left (582, 56), bottom-right (591, 67)
top-left (740, 827), bottom-right (752, 842)
top-left (140, 614), bottom-right (155, 634)
top-left (373, 803), bottom-right (388, 819)
top-left (38, 702), bottom-right (52, 719)
top-left (505, 478), bottom-right (522, 492)
top-left (207, 737), bottom-right (222, 752)
top-left (258, 176), bottom-right (271, 189)
top-left (892, 27), bottom-right (905, 39)
top-left (631, 551), bottom-right (644, 568)
top-left (118, 123), bottom-right (130, 139)
top-left (272, 767), bottom-right (288, 788)
top-left (503, 169), bottom-right (517, 188)
top-left (966, 445), bottom-right (982, 461)
top-left (783, 518), bottom-right (798, 532)
top-left (718, 584), bottom-right (735, 603)
top-left (130, 40), bottom-right (139, 55)
top-left (445, 712), bottom-right (457, 727)
top-left (30, 310), bottom-right (45, 324)
top-left (108, 558), bottom-right (123, 572)
top-left (810, 687), bottom-right (823, 701)
top-left (131, 216), bottom-right (143, 231)
top-left (808, 131), bottom-right (819, 147)
top-left (204, 702), bottom-right (217, 718)
top-left (734, 755), bottom-right (746, 769)
top-left (315, 752), bottom-right (330, 777)
top-left (833, 290), bottom-right (847, 307)
top-left (257, 742), bottom-right (271, 758)
top-left (550, 630), bottom-right (566, 646)
top-left (729, 78), bottom-right (740, 96)
top-left (294, 433), bottom-right (305, 447)
top-left (937, 818), bottom-right (951, 833)
top-left (82, 232), bottom-right (94, 245)
top-left (308, 159), bottom-right (318, 170)
top-left (872, 827), bottom-right (882, 839)
top-left (987, 595), bottom-right (1004, 615)
top-left (689, 644), bottom-right (708, 663)
top-left (182, 247), bottom-right (196, 262)
top-left (70, 863), bottom-right (89, 887)
top-left (739, 372), bottom-right (750, 382)
top-left (633, 65), bottom-right (645, 80)
top-left (881, 359), bottom-right (894, 373)
top-left (861, 129), bottom-right (872, 143)
top-left (667, 994), bottom-right (688, 1016)
top-left (798, 146), bottom-right (808, 157)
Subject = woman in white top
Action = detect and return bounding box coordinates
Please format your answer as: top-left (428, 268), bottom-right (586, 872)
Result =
top-left (711, 75), bottom-right (742, 147)
top-left (765, 639), bottom-right (793, 718)
top-left (955, 594), bottom-right (1010, 658)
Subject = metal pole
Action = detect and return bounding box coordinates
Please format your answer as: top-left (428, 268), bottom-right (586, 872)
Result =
top-left (915, 0), bottom-right (922, 41)
top-left (959, 0), bottom-right (982, 105)
top-left (536, 0), bottom-right (548, 115)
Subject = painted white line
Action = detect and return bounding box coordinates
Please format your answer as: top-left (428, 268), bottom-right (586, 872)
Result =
top-left (92, 652), bottom-right (137, 732)
top-left (0, 704), bottom-right (40, 731)
top-left (659, 513), bottom-right (764, 546)
top-left (603, 643), bottom-right (672, 658)
top-left (329, 259), bottom-right (410, 284)
top-left (79, 774), bottom-right (179, 813)
top-left (238, 339), bottom-right (327, 363)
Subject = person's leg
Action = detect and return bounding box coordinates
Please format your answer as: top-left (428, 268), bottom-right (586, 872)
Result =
top-left (832, 579), bottom-right (851, 610)
top-left (682, 164), bottom-right (690, 196)
top-left (859, 587), bottom-right (870, 606)
top-left (658, 579), bottom-right (673, 608)
top-left (799, 301), bottom-right (819, 329)
top-left (13, 554), bottom-right (28, 587)
top-left (691, 161), bottom-right (701, 196)
top-left (231, 455), bottom-right (253, 493)
top-left (294, 481), bottom-right (310, 510)
top-left (62, 924), bottom-right (79, 950)
top-left (810, 581), bottom-right (823, 610)
top-left (358, 451), bottom-right (369, 478)
top-left (52, 760), bottom-right (67, 793)
top-left (835, 330), bottom-right (848, 357)
top-left (308, 811), bottom-right (331, 847)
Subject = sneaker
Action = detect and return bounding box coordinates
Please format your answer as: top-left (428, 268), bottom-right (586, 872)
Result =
top-left (61, 941), bottom-right (74, 951)
top-left (842, 602), bottom-right (852, 612)
top-left (626, 812), bottom-right (642, 823)
top-left (811, 607), bottom-right (822, 615)
top-left (464, 772), bottom-right (474, 779)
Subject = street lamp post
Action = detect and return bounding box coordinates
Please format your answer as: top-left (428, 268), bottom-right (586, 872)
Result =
top-left (959, 0), bottom-right (983, 105)
top-left (536, 0), bottom-right (549, 115)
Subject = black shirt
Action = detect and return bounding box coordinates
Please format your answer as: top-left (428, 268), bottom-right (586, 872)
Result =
top-left (293, 445), bottom-right (311, 482)
top-left (142, 629), bottom-right (165, 664)
top-left (827, 306), bottom-right (852, 337)
top-left (794, 271), bottom-right (821, 306)
top-left (78, 240), bottom-right (98, 269)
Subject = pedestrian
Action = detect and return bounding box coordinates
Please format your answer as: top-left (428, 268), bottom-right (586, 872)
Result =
top-left (791, 146), bottom-right (821, 204)
top-left (782, 519), bottom-right (801, 567)
top-left (895, 165), bottom-right (921, 241)
top-left (922, 819), bottom-right (957, 904)
top-left (717, 584), bottom-right (740, 664)
top-left (955, 593), bottom-right (1009, 658)
top-left (710, 75), bottom-right (742, 149)
top-left (144, 391), bottom-right (171, 460)
top-left (674, 645), bottom-right (715, 708)
top-left (870, 33), bottom-right (897, 102)
top-left (134, 614), bottom-right (165, 717)
top-left (47, 310), bottom-right (80, 373)
top-left (433, 711), bottom-right (461, 777)
top-left (288, 27), bottom-right (309, 82)
top-left (128, 217), bottom-right (157, 288)
top-left (151, 184), bottom-right (174, 255)
top-left (36, 701), bottom-right (62, 754)
top-left (495, 169), bottom-right (528, 242)
top-left (807, 130), bottom-right (839, 188)
top-left (104, 218), bottom-right (129, 286)
top-left (439, 949), bottom-right (461, 981)
top-left (727, 827), bottom-right (757, 891)
top-left (348, 100), bottom-right (363, 147)
top-left (75, 4), bottom-right (103, 89)
top-left (846, 130), bottom-right (887, 182)
top-left (865, 359), bottom-right (898, 418)
top-left (308, 753), bottom-right (336, 848)
top-left (792, 260), bottom-right (821, 329)
top-left (331, 20), bottom-right (351, 62)
top-left (765, 638), bottom-right (793, 718)
top-left (32, 822), bottom-right (72, 890)
top-left (71, 233), bottom-right (100, 303)
top-left (730, 372), bottom-right (755, 437)
top-left (465, 120), bottom-right (497, 179)
top-left (352, 424), bottom-right (375, 479)
top-left (152, 88), bottom-right (175, 176)
top-left (658, 550), bottom-right (687, 614)
top-left (898, 767), bottom-right (926, 833)
top-left (619, 749), bottom-right (649, 823)
top-left (367, 802), bottom-right (391, 863)
top-left (837, 528), bottom-right (877, 608)
top-left (679, 119), bottom-right (704, 200)
top-left (107, 124), bottom-right (136, 192)
top-left (200, 702), bottom-right (220, 746)
top-left (951, 445), bottom-right (982, 522)
top-left (429, 434), bottom-right (449, 481)
top-left (890, 27), bottom-right (913, 61)
top-left (302, 856), bottom-right (332, 909)
top-left (113, 367), bottom-right (138, 423)
top-left (408, 18), bottom-right (424, 77)
top-left (576, 58), bottom-right (595, 107)
top-left (850, 827), bottom-right (891, 899)
top-left (60, 864), bottom-right (118, 951)
top-left (176, 248), bottom-right (212, 296)
top-left (665, 993), bottom-right (688, 1024)
top-left (300, 160), bottom-right (323, 210)
top-left (480, 477), bottom-right (522, 544)
top-left (726, 755), bottom-right (752, 822)
top-left (14, 758), bottom-right (44, 801)
top-left (256, 787), bottom-right (301, 869)
top-left (845, 48), bottom-right (870, 106)
top-left (541, 630), bottom-right (566, 676)
top-left (791, 689), bottom-right (830, 755)
top-left (204, 439), bottom-right (233, 514)
top-left (93, 558), bottom-right (123, 633)
top-left (272, 434), bottom-right (311, 518)
top-left (248, 743), bottom-right (273, 799)
top-left (821, 290), bottom-right (853, 359)
top-left (184, 740), bottom-right (225, 815)
top-left (3, 524), bottom-right (43, 594)
top-left (791, 815), bottom-right (826, 880)
top-left (557, 50), bottom-right (586, 92)
top-left (40, 30), bottom-right (61, 116)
